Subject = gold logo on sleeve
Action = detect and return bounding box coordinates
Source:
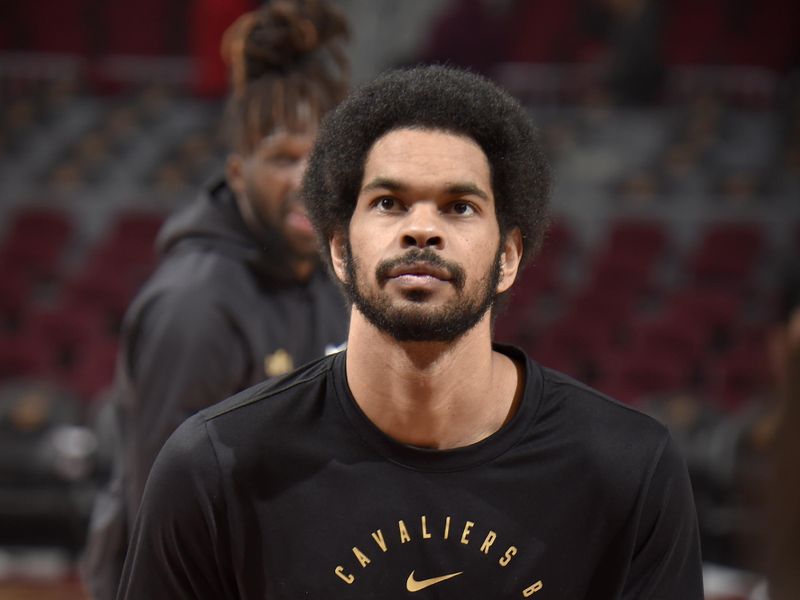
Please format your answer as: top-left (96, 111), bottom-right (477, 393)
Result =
top-left (264, 349), bottom-right (293, 377)
top-left (406, 570), bottom-right (463, 592)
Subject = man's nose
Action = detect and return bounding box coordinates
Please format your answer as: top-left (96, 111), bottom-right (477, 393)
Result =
top-left (289, 156), bottom-right (309, 189)
top-left (400, 205), bottom-right (444, 250)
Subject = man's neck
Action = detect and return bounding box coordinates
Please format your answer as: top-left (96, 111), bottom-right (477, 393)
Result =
top-left (344, 310), bottom-right (523, 450)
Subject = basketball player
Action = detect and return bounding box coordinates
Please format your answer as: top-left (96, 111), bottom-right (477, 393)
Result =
top-left (81, 2), bottom-right (350, 598)
top-left (118, 66), bottom-right (703, 599)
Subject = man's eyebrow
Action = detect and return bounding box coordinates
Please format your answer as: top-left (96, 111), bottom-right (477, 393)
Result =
top-left (360, 177), bottom-right (407, 194)
top-left (444, 183), bottom-right (489, 201)
top-left (360, 178), bottom-right (490, 201)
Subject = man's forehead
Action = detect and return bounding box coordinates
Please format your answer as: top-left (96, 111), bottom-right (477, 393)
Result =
top-left (255, 128), bottom-right (317, 151)
top-left (368, 126), bottom-right (482, 154)
top-left (362, 128), bottom-right (491, 182)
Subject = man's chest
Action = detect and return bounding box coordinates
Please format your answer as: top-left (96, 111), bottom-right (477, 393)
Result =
top-left (223, 458), bottom-right (631, 599)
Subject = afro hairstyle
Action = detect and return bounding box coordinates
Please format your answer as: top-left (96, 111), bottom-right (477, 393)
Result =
top-left (302, 65), bottom-right (551, 270)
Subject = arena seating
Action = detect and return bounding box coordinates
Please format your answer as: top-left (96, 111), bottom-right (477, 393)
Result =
top-left (0, 53), bottom-right (795, 431)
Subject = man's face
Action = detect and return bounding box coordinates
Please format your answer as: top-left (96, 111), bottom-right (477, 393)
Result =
top-left (333, 128), bottom-right (519, 342)
top-left (229, 130), bottom-right (317, 259)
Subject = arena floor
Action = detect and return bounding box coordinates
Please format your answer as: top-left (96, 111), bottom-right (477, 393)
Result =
top-left (0, 549), bottom-right (88, 599)
top-left (0, 578), bottom-right (87, 600)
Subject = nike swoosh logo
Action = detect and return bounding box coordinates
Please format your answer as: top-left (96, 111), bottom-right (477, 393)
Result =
top-left (406, 570), bottom-right (464, 592)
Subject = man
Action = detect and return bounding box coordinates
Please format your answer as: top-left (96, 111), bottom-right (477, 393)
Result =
top-left (82, 2), bottom-right (350, 598)
top-left (742, 269), bottom-right (800, 600)
top-left (764, 277), bottom-right (800, 600)
top-left (118, 66), bottom-right (703, 599)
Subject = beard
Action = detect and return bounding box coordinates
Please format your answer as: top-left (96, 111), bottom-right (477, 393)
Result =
top-left (342, 243), bottom-right (502, 343)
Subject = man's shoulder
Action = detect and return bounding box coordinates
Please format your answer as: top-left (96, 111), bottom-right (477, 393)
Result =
top-left (526, 362), bottom-right (680, 504)
top-left (199, 352), bottom-right (340, 424)
top-left (124, 248), bottom-right (255, 326)
top-left (535, 362), bottom-right (671, 451)
top-left (151, 244), bottom-right (251, 294)
top-left (165, 353), bottom-right (341, 468)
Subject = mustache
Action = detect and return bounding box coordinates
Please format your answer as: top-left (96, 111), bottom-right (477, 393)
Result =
top-left (375, 248), bottom-right (466, 291)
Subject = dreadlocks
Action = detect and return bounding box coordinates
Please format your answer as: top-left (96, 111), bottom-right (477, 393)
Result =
top-left (221, 0), bottom-right (349, 153)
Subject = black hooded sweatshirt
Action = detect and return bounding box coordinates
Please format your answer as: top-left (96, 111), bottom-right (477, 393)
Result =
top-left (82, 179), bottom-right (349, 599)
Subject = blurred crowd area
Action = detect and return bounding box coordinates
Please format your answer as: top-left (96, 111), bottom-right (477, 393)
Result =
top-left (0, 1), bottom-right (799, 598)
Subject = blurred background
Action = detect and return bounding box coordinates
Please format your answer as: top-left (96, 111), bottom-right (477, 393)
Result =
top-left (0, 0), bottom-right (798, 598)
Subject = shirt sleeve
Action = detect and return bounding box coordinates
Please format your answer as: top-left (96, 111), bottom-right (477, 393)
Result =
top-left (123, 291), bottom-right (249, 516)
top-left (117, 416), bottom-right (234, 600)
top-left (622, 433), bottom-right (705, 599)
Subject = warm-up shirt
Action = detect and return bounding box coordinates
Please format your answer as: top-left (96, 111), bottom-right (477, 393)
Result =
top-left (119, 345), bottom-right (704, 599)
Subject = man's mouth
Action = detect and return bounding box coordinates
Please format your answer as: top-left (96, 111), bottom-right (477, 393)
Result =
top-left (285, 207), bottom-right (314, 234)
top-left (386, 263), bottom-right (452, 281)
top-left (374, 250), bottom-right (466, 291)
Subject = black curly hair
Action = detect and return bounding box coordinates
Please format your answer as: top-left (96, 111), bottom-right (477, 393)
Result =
top-left (302, 65), bottom-right (551, 269)
top-left (221, 0), bottom-right (349, 154)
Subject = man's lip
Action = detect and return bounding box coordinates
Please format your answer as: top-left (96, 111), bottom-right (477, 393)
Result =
top-left (286, 208), bottom-right (313, 233)
top-left (387, 264), bottom-right (451, 281)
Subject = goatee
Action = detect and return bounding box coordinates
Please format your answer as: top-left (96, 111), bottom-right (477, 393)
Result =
top-left (342, 244), bottom-right (502, 343)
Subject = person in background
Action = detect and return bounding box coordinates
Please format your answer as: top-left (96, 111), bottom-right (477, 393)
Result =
top-left (759, 269), bottom-right (800, 600)
top-left (118, 65), bottom-right (702, 599)
top-left (81, 2), bottom-right (350, 598)
top-left (714, 268), bottom-right (800, 600)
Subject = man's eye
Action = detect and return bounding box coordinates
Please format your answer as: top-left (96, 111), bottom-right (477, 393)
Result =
top-left (377, 197), bottom-right (398, 210)
top-left (451, 201), bottom-right (475, 216)
top-left (267, 154), bottom-right (297, 166)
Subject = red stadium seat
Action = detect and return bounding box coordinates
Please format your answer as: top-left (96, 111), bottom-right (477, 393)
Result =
top-left (107, 211), bottom-right (165, 243)
top-left (81, 211), bottom-right (164, 288)
top-left (663, 0), bottom-right (726, 67)
top-left (103, 0), bottom-right (170, 55)
top-left (567, 287), bottom-right (639, 332)
top-left (664, 287), bottom-right (743, 341)
top-left (5, 209), bottom-right (72, 243)
top-left (595, 351), bottom-right (692, 405)
top-left (504, 0), bottom-right (601, 64)
top-left (696, 222), bottom-right (764, 262)
top-left (0, 334), bottom-right (56, 380)
top-left (708, 345), bottom-right (770, 411)
top-left (627, 314), bottom-right (710, 364)
top-left (494, 297), bottom-right (540, 348)
top-left (1, 237), bottom-right (67, 280)
top-left (63, 337), bottom-right (119, 402)
top-left (84, 238), bottom-right (157, 288)
top-left (0, 268), bottom-right (33, 325)
top-left (1, 209), bottom-right (73, 280)
top-left (534, 313), bottom-right (618, 363)
top-left (512, 258), bottom-right (562, 301)
top-left (720, 0), bottom-right (800, 72)
top-left (532, 344), bottom-right (582, 381)
top-left (586, 250), bottom-right (659, 298)
top-left (688, 222), bottom-right (765, 288)
top-left (17, 0), bottom-right (91, 54)
top-left (605, 219), bottom-right (669, 263)
top-left (538, 219), bottom-right (575, 262)
top-left (689, 250), bottom-right (757, 288)
top-left (23, 302), bottom-right (109, 360)
top-left (63, 267), bottom-right (141, 326)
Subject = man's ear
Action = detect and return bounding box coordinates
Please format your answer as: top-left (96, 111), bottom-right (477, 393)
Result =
top-left (225, 153), bottom-right (246, 198)
top-left (329, 229), bottom-right (348, 284)
top-left (497, 227), bottom-right (523, 295)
